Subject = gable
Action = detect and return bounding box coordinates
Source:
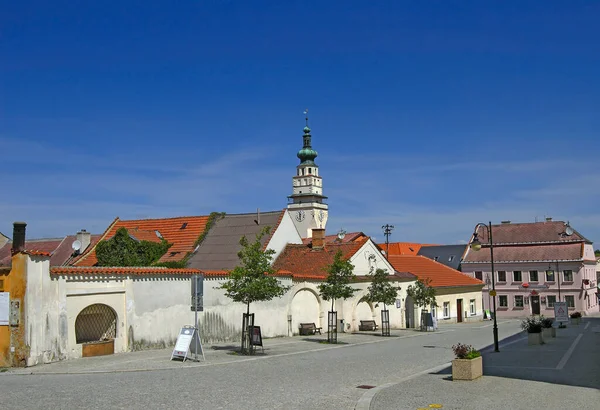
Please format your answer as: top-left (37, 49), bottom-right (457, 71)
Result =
top-left (349, 239), bottom-right (396, 275)
top-left (187, 210), bottom-right (287, 271)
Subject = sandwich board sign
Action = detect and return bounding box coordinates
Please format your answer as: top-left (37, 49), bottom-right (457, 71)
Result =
top-left (171, 326), bottom-right (205, 362)
top-left (554, 302), bottom-right (568, 323)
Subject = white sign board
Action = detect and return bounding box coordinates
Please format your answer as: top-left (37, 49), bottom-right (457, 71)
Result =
top-left (554, 302), bottom-right (568, 323)
top-left (0, 292), bottom-right (9, 326)
top-left (171, 326), bottom-right (204, 362)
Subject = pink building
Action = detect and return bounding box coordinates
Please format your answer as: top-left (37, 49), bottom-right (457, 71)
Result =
top-left (462, 219), bottom-right (598, 318)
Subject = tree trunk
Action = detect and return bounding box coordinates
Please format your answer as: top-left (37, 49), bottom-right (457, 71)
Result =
top-left (331, 299), bottom-right (334, 313)
top-left (246, 302), bottom-right (250, 316)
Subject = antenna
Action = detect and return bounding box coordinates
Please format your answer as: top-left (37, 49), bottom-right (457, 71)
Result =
top-left (254, 208), bottom-right (260, 225)
top-left (303, 109), bottom-right (309, 126)
top-left (382, 224), bottom-right (394, 260)
top-left (71, 240), bottom-right (82, 254)
top-left (337, 228), bottom-right (346, 241)
top-left (565, 221), bottom-right (574, 236)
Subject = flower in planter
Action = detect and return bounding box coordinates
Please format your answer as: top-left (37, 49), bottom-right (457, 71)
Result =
top-left (521, 316), bottom-right (543, 333)
top-left (570, 311), bottom-right (582, 319)
top-left (452, 343), bottom-right (481, 360)
top-left (540, 316), bottom-right (553, 329)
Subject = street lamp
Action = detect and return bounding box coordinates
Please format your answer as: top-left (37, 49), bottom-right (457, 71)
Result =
top-left (470, 221), bottom-right (500, 352)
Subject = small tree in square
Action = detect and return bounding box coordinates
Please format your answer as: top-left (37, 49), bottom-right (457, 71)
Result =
top-left (406, 278), bottom-right (437, 310)
top-left (318, 250), bottom-right (356, 341)
top-left (220, 226), bottom-right (289, 353)
top-left (363, 266), bottom-right (398, 311)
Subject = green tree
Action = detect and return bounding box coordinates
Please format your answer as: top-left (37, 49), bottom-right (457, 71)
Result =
top-left (220, 226), bottom-right (289, 352)
top-left (363, 267), bottom-right (398, 310)
top-left (406, 278), bottom-right (438, 310)
top-left (595, 249), bottom-right (600, 257)
top-left (96, 227), bottom-right (171, 266)
top-left (318, 250), bottom-right (357, 313)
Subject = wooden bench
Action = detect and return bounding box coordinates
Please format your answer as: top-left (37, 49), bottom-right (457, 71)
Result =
top-left (299, 323), bottom-right (322, 335)
top-left (359, 320), bottom-right (378, 331)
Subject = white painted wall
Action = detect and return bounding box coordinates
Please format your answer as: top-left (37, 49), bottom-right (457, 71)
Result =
top-left (25, 255), bottom-right (61, 366)
top-left (266, 212), bottom-right (303, 262)
top-left (348, 239), bottom-right (395, 275)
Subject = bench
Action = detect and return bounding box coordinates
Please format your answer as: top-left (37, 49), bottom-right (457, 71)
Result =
top-left (299, 323), bottom-right (322, 335)
top-left (359, 320), bottom-right (378, 331)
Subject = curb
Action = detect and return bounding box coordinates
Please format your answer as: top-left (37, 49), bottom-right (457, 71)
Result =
top-left (354, 362), bottom-right (451, 410)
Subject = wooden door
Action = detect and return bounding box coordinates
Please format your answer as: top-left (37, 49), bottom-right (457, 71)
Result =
top-left (457, 299), bottom-right (463, 322)
top-left (531, 296), bottom-right (540, 315)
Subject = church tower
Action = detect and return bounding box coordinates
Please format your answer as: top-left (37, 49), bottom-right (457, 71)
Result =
top-left (287, 110), bottom-right (328, 238)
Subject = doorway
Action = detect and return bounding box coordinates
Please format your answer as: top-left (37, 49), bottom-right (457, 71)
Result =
top-left (531, 296), bottom-right (540, 315)
top-left (457, 299), bottom-right (463, 323)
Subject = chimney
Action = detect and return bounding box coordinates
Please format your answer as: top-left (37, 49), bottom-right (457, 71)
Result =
top-left (501, 220), bottom-right (511, 224)
top-left (545, 217), bottom-right (553, 222)
top-left (11, 222), bottom-right (27, 255)
top-left (76, 229), bottom-right (91, 253)
top-left (312, 228), bottom-right (325, 250)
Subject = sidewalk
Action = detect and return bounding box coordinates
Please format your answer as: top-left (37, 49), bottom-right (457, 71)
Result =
top-left (366, 317), bottom-right (600, 410)
top-left (3, 328), bottom-right (422, 375)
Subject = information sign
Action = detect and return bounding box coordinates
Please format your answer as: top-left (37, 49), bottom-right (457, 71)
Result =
top-left (250, 326), bottom-right (262, 347)
top-left (554, 302), bottom-right (568, 323)
top-left (171, 326), bottom-right (204, 362)
top-left (0, 292), bottom-right (9, 326)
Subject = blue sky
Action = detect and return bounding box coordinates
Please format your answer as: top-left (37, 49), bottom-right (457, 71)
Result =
top-left (1, 1), bottom-right (599, 246)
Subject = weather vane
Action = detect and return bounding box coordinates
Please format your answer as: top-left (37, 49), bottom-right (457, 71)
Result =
top-left (303, 108), bottom-right (309, 126)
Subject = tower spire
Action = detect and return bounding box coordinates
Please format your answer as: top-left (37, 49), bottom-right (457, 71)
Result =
top-left (304, 108), bottom-right (309, 127)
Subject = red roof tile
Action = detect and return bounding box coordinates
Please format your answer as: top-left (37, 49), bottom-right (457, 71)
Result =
top-left (74, 215), bottom-right (210, 266)
top-left (378, 242), bottom-right (438, 256)
top-left (302, 232), bottom-right (367, 246)
top-left (51, 266), bottom-right (201, 276)
top-left (22, 250), bottom-right (52, 257)
top-left (273, 238), bottom-right (370, 280)
top-left (387, 255), bottom-right (484, 288)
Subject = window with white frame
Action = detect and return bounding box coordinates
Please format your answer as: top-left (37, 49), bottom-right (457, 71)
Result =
top-left (513, 271), bottom-right (522, 282)
top-left (529, 270), bottom-right (538, 282)
top-left (469, 299), bottom-right (476, 315)
top-left (547, 295), bottom-right (556, 307)
top-left (514, 295), bottom-right (524, 308)
top-left (499, 295), bottom-right (508, 307)
top-left (431, 304), bottom-right (437, 318)
top-left (565, 295), bottom-right (575, 308)
top-left (443, 302), bottom-right (450, 318)
top-left (497, 271), bottom-right (507, 282)
top-left (563, 270), bottom-right (573, 282)
top-left (546, 270), bottom-right (555, 282)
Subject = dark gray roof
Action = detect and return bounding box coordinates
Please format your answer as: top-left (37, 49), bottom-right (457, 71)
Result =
top-left (417, 244), bottom-right (468, 270)
top-left (187, 210), bottom-right (284, 271)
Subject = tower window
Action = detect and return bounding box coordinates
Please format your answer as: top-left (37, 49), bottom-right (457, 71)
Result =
top-left (308, 168), bottom-right (312, 174)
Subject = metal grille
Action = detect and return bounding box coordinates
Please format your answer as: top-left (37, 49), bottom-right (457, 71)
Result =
top-left (75, 304), bottom-right (117, 344)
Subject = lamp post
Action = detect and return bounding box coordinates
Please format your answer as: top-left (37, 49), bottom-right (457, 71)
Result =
top-left (485, 274), bottom-right (492, 317)
top-left (470, 221), bottom-right (499, 352)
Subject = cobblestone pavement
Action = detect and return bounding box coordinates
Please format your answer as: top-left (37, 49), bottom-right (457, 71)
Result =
top-left (367, 317), bottom-right (600, 410)
top-left (1, 320), bottom-right (525, 410)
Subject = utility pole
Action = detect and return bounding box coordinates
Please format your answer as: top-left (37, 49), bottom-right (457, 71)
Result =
top-left (382, 224), bottom-right (394, 259)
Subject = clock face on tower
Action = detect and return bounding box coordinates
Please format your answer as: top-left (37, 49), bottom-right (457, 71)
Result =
top-left (295, 210), bottom-right (306, 222)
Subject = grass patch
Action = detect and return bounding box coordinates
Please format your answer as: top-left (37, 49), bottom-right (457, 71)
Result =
top-left (0, 368), bottom-right (8, 373)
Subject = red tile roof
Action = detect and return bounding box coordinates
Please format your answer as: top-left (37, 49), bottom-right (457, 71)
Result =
top-left (387, 255), bottom-right (484, 288)
top-left (113, 228), bottom-right (162, 243)
top-left (378, 242), bottom-right (438, 256)
top-left (51, 266), bottom-right (201, 276)
top-left (302, 232), bottom-right (367, 246)
top-left (22, 250), bottom-right (52, 257)
top-left (463, 242), bottom-right (584, 263)
top-left (473, 221), bottom-right (589, 245)
top-left (74, 215), bottom-right (210, 266)
top-left (273, 238), bottom-right (368, 280)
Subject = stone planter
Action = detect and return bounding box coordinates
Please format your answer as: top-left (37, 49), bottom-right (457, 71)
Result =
top-left (82, 339), bottom-right (115, 357)
top-left (571, 317), bottom-right (581, 325)
top-left (528, 332), bottom-right (543, 345)
top-left (542, 327), bottom-right (554, 340)
top-left (452, 356), bottom-right (483, 381)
